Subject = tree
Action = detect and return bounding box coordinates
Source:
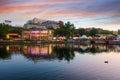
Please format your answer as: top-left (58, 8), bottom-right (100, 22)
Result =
top-left (54, 21), bottom-right (75, 39)
top-left (9, 27), bottom-right (23, 35)
top-left (98, 30), bottom-right (113, 35)
top-left (0, 23), bottom-right (11, 39)
top-left (0, 23), bottom-right (24, 39)
top-left (118, 30), bottom-right (120, 34)
top-left (64, 22), bottom-right (75, 38)
top-left (78, 28), bottom-right (86, 36)
top-left (0, 46), bottom-right (11, 59)
top-left (53, 46), bottom-right (75, 62)
top-left (90, 28), bottom-right (98, 36)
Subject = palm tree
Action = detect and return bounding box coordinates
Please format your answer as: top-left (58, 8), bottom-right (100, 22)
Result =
top-left (54, 21), bottom-right (75, 39)
top-left (64, 22), bottom-right (75, 39)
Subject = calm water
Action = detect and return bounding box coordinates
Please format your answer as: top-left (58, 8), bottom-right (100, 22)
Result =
top-left (0, 44), bottom-right (120, 80)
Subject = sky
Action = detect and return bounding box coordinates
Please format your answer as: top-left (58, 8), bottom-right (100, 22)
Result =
top-left (0, 0), bottom-right (120, 30)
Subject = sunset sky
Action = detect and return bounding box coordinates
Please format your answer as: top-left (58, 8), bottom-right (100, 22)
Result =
top-left (0, 0), bottom-right (120, 30)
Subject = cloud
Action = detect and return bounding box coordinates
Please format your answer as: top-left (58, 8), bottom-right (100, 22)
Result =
top-left (0, 0), bottom-right (120, 30)
top-left (0, 0), bottom-right (94, 13)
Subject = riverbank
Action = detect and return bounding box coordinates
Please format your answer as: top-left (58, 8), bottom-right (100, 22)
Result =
top-left (0, 40), bottom-right (120, 45)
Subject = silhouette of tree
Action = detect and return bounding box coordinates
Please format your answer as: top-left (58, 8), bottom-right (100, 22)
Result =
top-left (0, 46), bottom-right (11, 59)
top-left (54, 22), bottom-right (75, 39)
top-left (53, 46), bottom-right (75, 62)
top-left (0, 23), bottom-right (11, 38)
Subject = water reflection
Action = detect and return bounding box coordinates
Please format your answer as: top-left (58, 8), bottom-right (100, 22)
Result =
top-left (0, 44), bottom-right (120, 62)
top-left (0, 46), bottom-right (11, 59)
top-left (22, 44), bottom-right (56, 62)
top-left (53, 44), bottom-right (75, 62)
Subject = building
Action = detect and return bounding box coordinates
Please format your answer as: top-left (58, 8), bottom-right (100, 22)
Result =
top-left (22, 29), bottom-right (53, 40)
top-left (41, 20), bottom-right (60, 29)
top-left (4, 20), bottom-right (12, 25)
top-left (24, 24), bottom-right (47, 29)
top-left (118, 29), bottom-right (120, 34)
top-left (24, 18), bottom-right (62, 29)
top-left (22, 18), bottom-right (64, 41)
top-left (113, 31), bottom-right (118, 35)
top-left (6, 33), bottom-right (21, 39)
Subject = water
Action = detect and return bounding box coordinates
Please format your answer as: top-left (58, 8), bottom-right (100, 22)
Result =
top-left (0, 44), bottom-right (120, 80)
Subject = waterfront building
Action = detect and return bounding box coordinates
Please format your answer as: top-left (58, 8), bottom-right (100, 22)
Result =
top-left (22, 29), bottom-right (53, 40)
top-left (6, 33), bottom-right (20, 39)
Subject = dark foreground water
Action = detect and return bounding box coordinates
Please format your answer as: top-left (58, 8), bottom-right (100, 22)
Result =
top-left (0, 44), bottom-right (120, 80)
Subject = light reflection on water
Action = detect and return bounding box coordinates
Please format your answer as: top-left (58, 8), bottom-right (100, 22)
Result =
top-left (0, 44), bottom-right (120, 80)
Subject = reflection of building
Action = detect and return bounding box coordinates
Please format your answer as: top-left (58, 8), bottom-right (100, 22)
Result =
top-left (6, 45), bottom-right (21, 53)
top-left (2, 44), bottom-right (120, 62)
top-left (23, 44), bottom-right (56, 62)
top-left (23, 45), bottom-right (52, 55)
top-left (22, 29), bottom-right (53, 40)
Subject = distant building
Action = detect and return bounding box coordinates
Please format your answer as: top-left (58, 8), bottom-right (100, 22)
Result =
top-left (113, 31), bottom-right (118, 35)
top-left (41, 20), bottom-right (59, 29)
top-left (24, 18), bottom-right (62, 29)
top-left (86, 28), bottom-right (103, 31)
top-left (58, 21), bottom-right (64, 25)
top-left (24, 24), bottom-right (47, 29)
top-left (4, 20), bottom-right (12, 25)
top-left (118, 29), bottom-right (120, 34)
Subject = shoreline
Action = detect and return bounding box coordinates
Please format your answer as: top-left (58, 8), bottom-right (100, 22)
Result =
top-left (0, 40), bottom-right (120, 45)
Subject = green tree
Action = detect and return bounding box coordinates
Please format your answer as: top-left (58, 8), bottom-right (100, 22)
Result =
top-left (118, 29), bottom-right (120, 35)
top-left (90, 28), bottom-right (98, 36)
top-left (9, 27), bottom-right (23, 35)
top-left (0, 46), bottom-right (11, 59)
top-left (78, 28), bottom-right (86, 36)
top-left (64, 22), bottom-right (75, 38)
top-left (54, 21), bottom-right (75, 39)
top-left (53, 46), bottom-right (75, 62)
top-left (0, 23), bottom-right (11, 39)
top-left (98, 30), bottom-right (113, 35)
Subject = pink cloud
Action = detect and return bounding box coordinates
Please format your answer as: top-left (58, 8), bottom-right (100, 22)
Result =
top-left (0, 0), bottom-right (94, 13)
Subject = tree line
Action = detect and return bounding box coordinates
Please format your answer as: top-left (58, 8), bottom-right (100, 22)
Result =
top-left (53, 22), bottom-right (114, 39)
top-left (0, 23), bottom-right (23, 39)
top-left (0, 22), bottom-right (114, 39)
